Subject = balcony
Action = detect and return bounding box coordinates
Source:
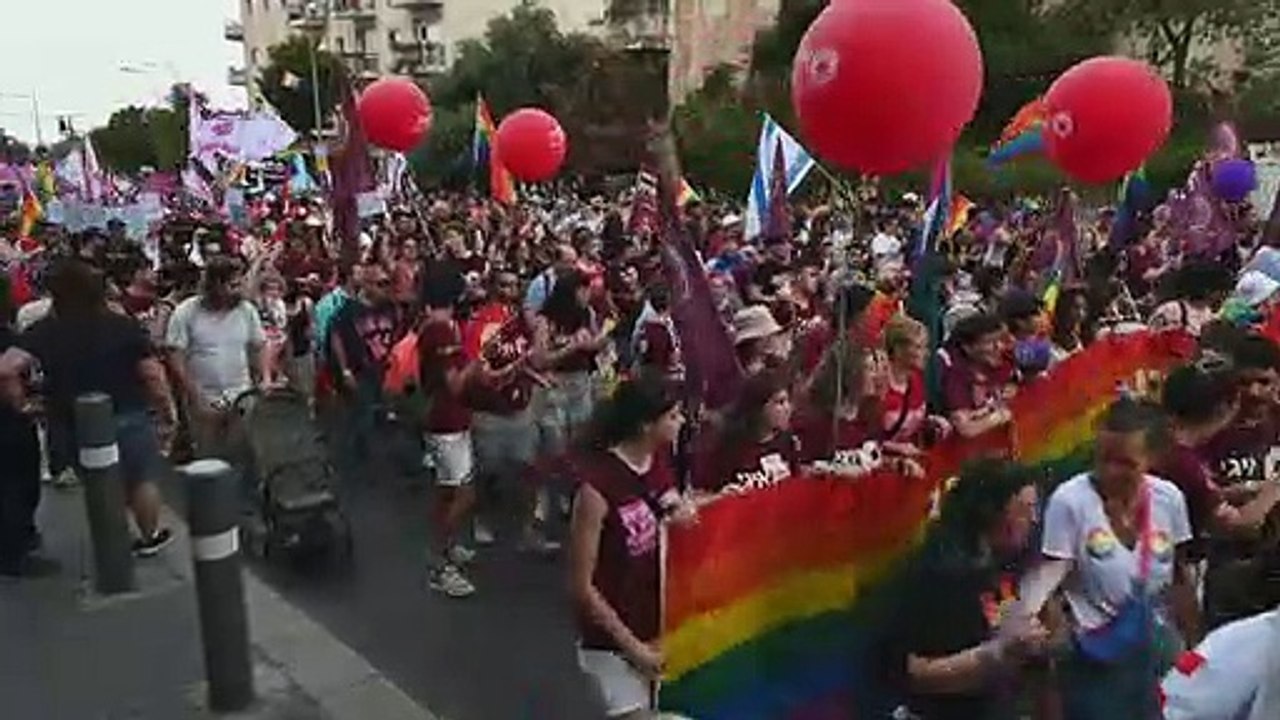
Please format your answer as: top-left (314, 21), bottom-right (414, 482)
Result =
top-left (286, 1), bottom-right (327, 31)
top-left (227, 66), bottom-right (249, 86)
top-left (333, 1), bottom-right (376, 25)
top-left (224, 19), bottom-right (244, 42)
top-left (342, 53), bottom-right (380, 79)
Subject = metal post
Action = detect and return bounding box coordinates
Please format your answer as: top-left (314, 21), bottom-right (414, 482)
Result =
top-left (183, 459), bottom-right (254, 712)
top-left (75, 393), bottom-right (135, 595)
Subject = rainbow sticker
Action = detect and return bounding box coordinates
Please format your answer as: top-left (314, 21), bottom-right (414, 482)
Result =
top-left (1086, 528), bottom-right (1118, 559)
top-left (1149, 530), bottom-right (1173, 562)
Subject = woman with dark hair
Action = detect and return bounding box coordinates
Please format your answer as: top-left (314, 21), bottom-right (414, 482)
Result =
top-left (1050, 286), bottom-right (1091, 363)
top-left (1150, 261), bottom-right (1234, 336)
top-left (1021, 398), bottom-right (1200, 719)
top-left (1, 259), bottom-right (179, 559)
top-left (568, 373), bottom-right (692, 719)
top-left (533, 269), bottom-right (610, 458)
top-left (693, 371), bottom-right (798, 493)
top-left (890, 458), bottom-right (1047, 720)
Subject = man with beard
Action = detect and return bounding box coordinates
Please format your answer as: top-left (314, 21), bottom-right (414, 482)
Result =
top-left (329, 262), bottom-right (400, 475)
top-left (167, 258), bottom-right (267, 460)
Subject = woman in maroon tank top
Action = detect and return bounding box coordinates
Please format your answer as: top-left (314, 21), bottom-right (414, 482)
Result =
top-left (568, 374), bottom-right (692, 718)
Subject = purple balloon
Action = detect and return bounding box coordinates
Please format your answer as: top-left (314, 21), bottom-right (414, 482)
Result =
top-left (1211, 158), bottom-right (1257, 203)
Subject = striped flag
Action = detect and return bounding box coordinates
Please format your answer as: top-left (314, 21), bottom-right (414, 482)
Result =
top-left (745, 114), bottom-right (814, 240)
top-left (473, 95), bottom-right (515, 204)
top-left (676, 177), bottom-right (699, 207)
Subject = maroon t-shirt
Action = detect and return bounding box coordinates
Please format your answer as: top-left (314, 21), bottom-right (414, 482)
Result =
top-left (795, 407), bottom-right (876, 466)
top-left (1203, 416), bottom-right (1280, 486)
top-left (575, 449), bottom-right (676, 650)
top-left (418, 318), bottom-right (472, 433)
top-left (1155, 442), bottom-right (1223, 541)
top-left (942, 355), bottom-right (1015, 415)
top-left (636, 318), bottom-right (680, 375)
top-left (694, 432), bottom-right (800, 492)
top-left (466, 311), bottom-right (535, 415)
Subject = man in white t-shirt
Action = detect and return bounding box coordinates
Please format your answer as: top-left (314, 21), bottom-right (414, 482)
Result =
top-left (1161, 608), bottom-right (1280, 720)
top-left (166, 258), bottom-right (266, 459)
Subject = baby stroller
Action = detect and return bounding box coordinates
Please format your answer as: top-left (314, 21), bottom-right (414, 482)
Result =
top-left (231, 387), bottom-right (353, 564)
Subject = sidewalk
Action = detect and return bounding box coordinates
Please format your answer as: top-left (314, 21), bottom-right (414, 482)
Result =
top-left (0, 484), bottom-right (438, 720)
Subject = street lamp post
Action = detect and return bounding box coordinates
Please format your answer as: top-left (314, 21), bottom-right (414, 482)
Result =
top-left (0, 91), bottom-right (43, 146)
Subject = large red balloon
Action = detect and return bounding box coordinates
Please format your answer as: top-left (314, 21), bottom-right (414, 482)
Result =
top-left (358, 77), bottom-right (432, 152)
top-left (495, 108), bottom-right (567, 182)
top-left (791, 0), bottom-right (983, 175)
top-left (1043, 57), bottom-right (1172, 184)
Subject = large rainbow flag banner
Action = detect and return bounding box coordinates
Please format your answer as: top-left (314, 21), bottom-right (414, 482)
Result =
top-left (659, 330), bottom-right (1195, 719)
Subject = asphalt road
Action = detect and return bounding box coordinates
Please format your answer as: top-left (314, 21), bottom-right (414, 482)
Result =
top-left (240, 418), bottom-right (605, 720)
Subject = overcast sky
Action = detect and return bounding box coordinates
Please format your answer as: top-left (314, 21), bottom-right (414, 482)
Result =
top-left (0, 0), bottom-right (246, 146)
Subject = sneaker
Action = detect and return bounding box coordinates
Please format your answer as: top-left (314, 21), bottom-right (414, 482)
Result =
top-left (473, 521), bottom-right (496, 547)
top-left (52, 468), bottom-right (79, 490)
top-left (0, 555), bottom-right (62, 579)
top-left (517, 530), bottom-right (561, 556)
top-left (428, 564), bottom-right (475, 598)
top-left (447, 544), bottom-right (476, 566)
top-left (133, 528), bottom-right (175, 558)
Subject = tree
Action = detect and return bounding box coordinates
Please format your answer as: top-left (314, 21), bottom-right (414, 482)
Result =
top-left (673, 66), bottom-right (759, 195)
top-left (0, 131), bottom-right (31, 164)
top-left (258, 36), bottom-right (343, 135)
top-left (1065, 0), bottom-right (1280, 90)
top-left (90, 106), bottom-right (159, 175)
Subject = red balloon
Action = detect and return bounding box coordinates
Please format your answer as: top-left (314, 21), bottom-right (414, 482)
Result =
top-left (1043, 57), bottom-right (1172, 184)
top-left (357, 77), bottom-right (432, 152)
top-left (495, 108), bottom-right (567, 182)
top-left (791, 0), bottom-right (983, 175)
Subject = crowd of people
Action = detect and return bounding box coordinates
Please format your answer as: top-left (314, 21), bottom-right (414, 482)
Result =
top-left (2, 166), bottom-right (1280, 719)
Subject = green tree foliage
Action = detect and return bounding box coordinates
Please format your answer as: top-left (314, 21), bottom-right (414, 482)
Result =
top-left (408, 104), bottom-right (474, 190)
top-left (88, 84), bottom-right (197, 175)
top-left (430, 2), bottom-right (600, 114)
top-left (673, 66), bottom-right (760, 196)
top-left (1062, 0), bottom-right (1280, 91)
top-left (258, 36), bottom-right (343, 135)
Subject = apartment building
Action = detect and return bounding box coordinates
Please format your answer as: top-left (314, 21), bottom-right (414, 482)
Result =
top-left (226, 0), bottom-right (611, 101)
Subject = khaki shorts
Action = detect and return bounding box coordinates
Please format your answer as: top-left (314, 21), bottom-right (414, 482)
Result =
top-left (577, 648), bottom-right (652, 718)
top-left (425, 431), bottom-right (474, 487)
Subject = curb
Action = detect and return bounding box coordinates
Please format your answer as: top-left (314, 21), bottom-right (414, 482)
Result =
top-left (162, 505), bottom-right (443, 720)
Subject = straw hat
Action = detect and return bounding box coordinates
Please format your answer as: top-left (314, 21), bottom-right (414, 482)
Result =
top-left (732, 305), bottom-right (783, 345)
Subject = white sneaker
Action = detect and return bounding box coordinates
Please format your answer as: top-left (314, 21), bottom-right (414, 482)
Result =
top-left (473, 521), bottom-right (496, 547)
top-left (428, 564), bottom-right (475, 598)
top-left (447, 544), bottom-right (476, 566)
top-left (52, 468), bottom-right (79, 489)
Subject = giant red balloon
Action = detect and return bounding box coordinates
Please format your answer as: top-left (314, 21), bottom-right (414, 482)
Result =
top-left (791, 0), bottom-right (984, 175)
top-left (357, 77), bottom-right (432, 152)
top-left (1043, 57), bottom-right (1172, 184)
top-left (495, 108), bottom-right (567, 182)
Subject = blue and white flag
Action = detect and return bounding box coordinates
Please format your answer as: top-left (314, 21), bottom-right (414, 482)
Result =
top-left (745, 114), bottom-right (814, 240)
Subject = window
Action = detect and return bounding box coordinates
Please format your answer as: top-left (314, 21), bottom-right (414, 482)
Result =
top-left (244, 0), bottom-right (252, 15)
top-left (335, 36), bottom-right (346, 53)
top-left (251, 48), bottom-right (262, 65)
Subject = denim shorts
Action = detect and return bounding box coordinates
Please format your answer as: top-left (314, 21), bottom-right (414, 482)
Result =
top-left (111, 412), bottom-right (166, 493)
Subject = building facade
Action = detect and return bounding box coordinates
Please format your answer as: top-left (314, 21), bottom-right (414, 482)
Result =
top-left (227, 0), bottom-right (611, 102)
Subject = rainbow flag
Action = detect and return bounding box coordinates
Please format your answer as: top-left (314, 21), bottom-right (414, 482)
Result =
top-left (473, 95), bottom-right (515, 205)
top-left (946, 194), bottom-right (974, 238)
top-left (18, 186), bottom-right (42, 239)
top-left (660, 330), bottom-right (1195, 719)
top-left (988, 97), bottom-right (1047, 167)
top-left (677, 176), bottom-right (699, 207)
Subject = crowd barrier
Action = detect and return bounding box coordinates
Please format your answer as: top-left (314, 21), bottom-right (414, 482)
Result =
top-left (659, 329), bottom-right (1196, 719)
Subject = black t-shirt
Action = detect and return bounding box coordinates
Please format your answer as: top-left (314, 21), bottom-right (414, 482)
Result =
top-left (888, 542), bottom-right (1020, 720)
top-left (0, 325), bottom-right (27, 431)
top-left (329, 300), bottom-right (399, 381)
top-left (21, 311), bottom-right (153, 418)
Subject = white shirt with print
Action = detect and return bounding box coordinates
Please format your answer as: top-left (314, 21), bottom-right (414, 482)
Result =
top-left (1041, 473), bottom-right (1192, 632)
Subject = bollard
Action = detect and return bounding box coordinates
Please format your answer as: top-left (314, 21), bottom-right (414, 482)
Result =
top-left (75, 392), bottom-right (135, 595)
top-left (182, 459), bottom-right (254, 712)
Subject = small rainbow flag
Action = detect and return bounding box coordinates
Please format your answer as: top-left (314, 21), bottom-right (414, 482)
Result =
top-left (473, 95), bottom-right (515, 205)
top-left (988, 97), bottom-right (1047, 167)
top-left (946, 193), bottom-right (975, 238)
top-left (18, 186), bottom-right (43, 240)
top-left (660, 329), bottom-right (1194, 719)
top-left (677, 176), bottom-right (699, 208)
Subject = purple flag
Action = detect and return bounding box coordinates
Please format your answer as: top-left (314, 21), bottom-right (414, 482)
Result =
top-left (330, 85), bottom-right (373, 266)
